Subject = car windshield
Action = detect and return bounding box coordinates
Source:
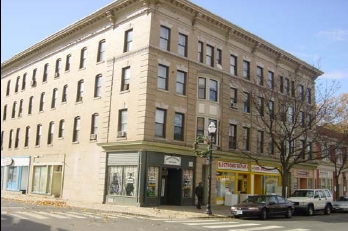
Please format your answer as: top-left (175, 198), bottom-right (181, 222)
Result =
top-left (245, 196), bottom-right (269, 204)
top-left (291, 190), bottom-right (313, 197)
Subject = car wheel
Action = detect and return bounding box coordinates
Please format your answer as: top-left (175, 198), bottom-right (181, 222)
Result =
top-left (285, 207), bottom-right (292, 218)
top-left (260, 208), bottom-right (268, 220)
top-left (306, 205), bottom-right (314, 216)
top-left (324, 204), bottom-right (331, 215)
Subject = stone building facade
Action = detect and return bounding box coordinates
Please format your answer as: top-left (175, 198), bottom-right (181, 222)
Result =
top-left (1, 0), bottom-right (323, 206)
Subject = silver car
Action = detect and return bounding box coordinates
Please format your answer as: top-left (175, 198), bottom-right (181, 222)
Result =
top-left (332, 196), bottom-right (348, 212)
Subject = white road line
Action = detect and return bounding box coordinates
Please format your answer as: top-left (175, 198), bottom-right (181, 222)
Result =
top-left (81, 211), bottom-right (103, 219)
top-left (228, 225), bottom-right (284, 231)
top-left (6, 213), bottom-right (29, 220)
top-left (283, 229), bottom-right (311, 231)
top-left (37, 211), bottom-right (69, 219)
top-left (166, 219), bottom-right (219, 223)
top-left (203, 223), bottom-right (260, 229)
top-left (55, 212), bottom-right (86, 219)
top-left (17, 211), bottom-right (49, 219)
top-left (185, 221), bottom-right (239, 226)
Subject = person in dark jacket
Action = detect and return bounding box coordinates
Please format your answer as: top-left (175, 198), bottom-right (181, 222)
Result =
top-left (194, 182), bottom-right (204, 209)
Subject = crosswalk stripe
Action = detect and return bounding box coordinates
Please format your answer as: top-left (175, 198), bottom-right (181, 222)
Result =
top-left (283, 229), bottom-right (310, 231)
top-left (55, 212), bottom-right (86, 218)
top-left (79, 211), bottom-right (102, 219)
top-left (3, 212), bottom-right (29, 220)
top-left (185, 221), bottom-right (238, 226)
top-left (228, 225), bottom-right (283, 231)
top-left (36, 211), bottom-right (69, 219)
top-left (203, 223), bottom-right (260, 229)
top-left (17, 211), bottom-right (49, 219)
top-left (166, 219), bottom-right (219, 223)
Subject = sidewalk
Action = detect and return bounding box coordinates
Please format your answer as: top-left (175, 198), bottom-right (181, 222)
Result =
top-left (1, 193), bottom-right (232, 219)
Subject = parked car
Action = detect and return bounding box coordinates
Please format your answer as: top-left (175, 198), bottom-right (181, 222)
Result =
top-left (332, 196), bottom-right (348, 212)
top-left (231, 195), bottom-right (294, 220)
top-left (287, 189), bottom-right (333, 216)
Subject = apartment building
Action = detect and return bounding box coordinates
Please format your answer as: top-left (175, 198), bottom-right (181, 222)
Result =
top-left (1, 0), bottom-right (323, 206)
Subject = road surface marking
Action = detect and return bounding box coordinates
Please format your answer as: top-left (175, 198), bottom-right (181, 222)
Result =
top-left (17, 211), bottom-right (49, 219)
top-left (228, 225), bottom-right (284, 231)
top-left (204, 223), bottom-right (260, 229)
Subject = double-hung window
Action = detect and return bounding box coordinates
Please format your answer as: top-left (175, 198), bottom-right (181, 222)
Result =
top-left (178, 33), bottom-right (187, 57)
top-left (155, 108), bottom-right (166, 138)
top-left (157, 65), bottom-right (168, 90)
top-left (160, 26), bottom-right (170, 51)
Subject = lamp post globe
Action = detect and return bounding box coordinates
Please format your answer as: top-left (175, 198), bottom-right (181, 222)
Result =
top-left (206, 122), bottom-right (216, 215)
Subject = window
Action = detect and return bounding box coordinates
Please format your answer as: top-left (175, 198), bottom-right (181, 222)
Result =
top-left (31, 69), bottom-right (37, 87)
top-left (28, 96), bottom-right (33, 115)
top-left (15, 76), bottom-right (20, 93)
top-left (73, 116), bottom-right (80, 142)
top-left (291, 81), bottom-right (295, 97)
top-left (268, 71), bottom-right (274, 89)
top-left (25, 126), bottom-right (30, 147)
top-left (230, 88), bottom-right (237, 108)
top-left (118, 109), bottom-right (127, 135)
top-left (279, 76), bottom-right (284, 93)
top-left (94, 75), bottom-right (102, 97)
top-left (8, 129), bottom-right (13, 149)
top-left (198, 41), bottom-right (203, 63)
top-left (39, 92), bottom-right (45, 112)
top-left (300, 140), bottom-right (305, 159)
top-left (209, 79), bottom-right (218, 102)
top-left (124, 29), bottom-right (133, 52)
top-left (107, 165), bottom-right (138, 196)
top-left (47, 122), bottom-right (54, 145)
top-left (257, 131), bottom-right (264, 153)
top-left (3, 105), bottom-right (7, 121)
top-left (280, 104), bottom-right (286, 122)
top-left (206, 44), bottom-right (214, 67)
top-left (243, 127), bottom-right (250, 151)
top-left (299, 85), bottom-right (304, 101)
top-left (178, 33), bottom-right (187, 57)
top-left (268, 136), bottom-right (274, 155)
top-left (76, 80), bottom-right (84, 102)
top-left (243, 60), bottom-right (250, 80)
top-left (288, 106), bottom-right (294, 123)
top-left (307, 113), bottom-right (312, 129)
top-left (91, 113), bottom-right (99, 136)
top-left (299, 111), bottom-right (305, 127)
top-left (306, 88), bottom-right (312, 104)
top-left (55, 59), bottom-right (61, 77)
top-left (176, 70), bottom-right (186, 95)
top-left (65, 54), bottom-right (71, 71)
top-left (157, 65), bottom-right (168, 90)
top-left (43, 63), bottom-right (49, 82)
top-left (97, 40), bottom-right (106, 62)
top-left (243, 92), bottom-right (250, 113)
top-left (258, 97), bottom-right (264, 116)
top-left (155, 108), bottom-right (166, 138)
top-left (230, 55), bottom-right (237, 76)
top-left (36, 124), bottom-right (42, 146)
top-left (15, 128), bottom-right (20, 148)
top-left (12, 101), bottom-right (17, 118)
top-left (174, 112), bottom-right (184, 141)
top-left (196, 117), bottom-right (205, 138)
top-left (22, 73), bottom-right (27, 90)
top-left (216, 49), bottom-right (222, 65)
top-left (256, 66), bottom-right (263, 85)
top-left (285, 78), bottom-right (290, 95)
top-left (307, 142), bottom-right (312, 160)
top-left (160, 26), bottom-right (170, 51)
top-left (62, 85), bottom-right (68, 102)
top-left (79, 47), bottom-right (87, 69)
top-left (121, 67), bottom-right (130, 91)
top-left (198, 77), bottom-right (206, 99)
top-left (18, 99), bottom-right (23, 117)
top-left (6, 80), bottom-right (11, 96)
top-left (58, 120), bottom-right (65, 138)
top-left (51, 88), bottom-right (58, 108)
top-left (229, 124), bottom-right (237, 149)
top-left (1, 131), bottom-right (4, 150)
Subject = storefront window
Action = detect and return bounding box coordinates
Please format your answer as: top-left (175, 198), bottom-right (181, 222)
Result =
top-left (320, 178), bottom-right (333, 192)
top-left (216, 172), bottom-right (235, 197)
top-left (1, 166), bottom-right (4, 189)
top-left (107, 166), bottom-right (137, 197)
top-left (7, 166), bottom-right (20, 190)
top-left (262, 175), bottom-right (278, 194)
top-left (32, 165), bottom-right (53, 194)
top-left (147, 167), bottom-right (159, 198)
top-left (182, 169), bottom-right (193, 198)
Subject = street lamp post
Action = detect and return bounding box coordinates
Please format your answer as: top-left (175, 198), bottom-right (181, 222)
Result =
top-left (206, 122), bottom-right (216, 215)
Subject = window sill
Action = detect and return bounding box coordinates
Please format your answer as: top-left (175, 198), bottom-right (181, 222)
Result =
top-left (120, 90), bottom-right (130, 94)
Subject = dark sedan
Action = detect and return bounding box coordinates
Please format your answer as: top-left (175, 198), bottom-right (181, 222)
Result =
top-left (231, 195), bottom-right (294, 220)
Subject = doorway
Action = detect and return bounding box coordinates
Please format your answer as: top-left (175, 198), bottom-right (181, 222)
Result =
top-left (160, 168), bottom-right (182, 205)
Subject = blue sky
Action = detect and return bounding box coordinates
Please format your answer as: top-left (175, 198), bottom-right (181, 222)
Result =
top-left (1, 0), bottom-right (347, 96)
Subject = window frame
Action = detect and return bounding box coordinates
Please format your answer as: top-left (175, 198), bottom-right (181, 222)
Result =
top-left (174, 112), bottom-right (184, 141)
top-left (124, 29), bottom-right (133, 52)
top-left (155, 108), bottom-right (166, 138)
top-left (178, 33), bottom-right (187, 57)
top-left (159, 26), bottom-right (170, 51)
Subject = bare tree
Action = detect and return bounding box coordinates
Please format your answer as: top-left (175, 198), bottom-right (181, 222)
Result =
top-left (236, 70), bottom-right (340, 197)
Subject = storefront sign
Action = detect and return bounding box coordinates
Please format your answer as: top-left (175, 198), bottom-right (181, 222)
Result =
top-left (296, 170), bottom-right (309, 177)
top-left (319, 170), bottom-right (330, 178)
top-left (217, 161), bottom-right (248, 171)
top-left (251, 165), bottom-right (279, 174)
top-left (164, 155), bottom-right (181, 166)
top-left (1, 157), bottom-right (13, 166)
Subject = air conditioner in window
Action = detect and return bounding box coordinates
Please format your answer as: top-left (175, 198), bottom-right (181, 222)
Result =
top-left (231, 102), bottom-right (237, 108)
top-left (55, 72), bottom-right (60, 78)
top-left (90, 134), bottom-right (97, 140)
top-left (118, 131), bottom-right (127, 137)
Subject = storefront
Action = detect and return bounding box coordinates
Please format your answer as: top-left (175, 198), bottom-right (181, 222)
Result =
top-left (215, 160), bottom-right (281, 204)
top-left (1, 156), bottom-right (30, 194)
top-left (290, 168), bottom-right (315, 194)
top-left (105, 151), bottom-right (195, 207)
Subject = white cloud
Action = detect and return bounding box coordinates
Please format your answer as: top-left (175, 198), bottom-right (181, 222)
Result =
top-left (317, 29), bottom-right (348, 41)
top-left (320, 70), bottom-right (348, 80)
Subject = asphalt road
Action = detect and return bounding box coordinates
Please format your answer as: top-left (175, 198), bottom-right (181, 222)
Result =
top-left (1, 198), bottom-right (348, 231)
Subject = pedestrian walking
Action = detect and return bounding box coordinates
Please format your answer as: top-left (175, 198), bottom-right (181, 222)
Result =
top-left (194, 182), bottom-right (204, 209)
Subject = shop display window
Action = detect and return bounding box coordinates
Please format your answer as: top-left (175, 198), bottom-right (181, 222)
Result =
top-left (107, 166), bottom-right (137, 197)
top-left (147, 167), bottom-right (159, 198)
top-left (182, 169), bottom-right (193, 198)
top-left (216, 172), bottom-right (235, 197)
